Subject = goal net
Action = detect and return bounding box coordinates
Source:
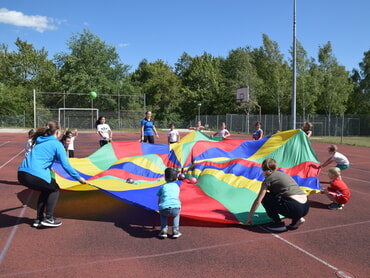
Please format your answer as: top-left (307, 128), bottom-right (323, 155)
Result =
top-left (58, 108), bottom-right (99, 130)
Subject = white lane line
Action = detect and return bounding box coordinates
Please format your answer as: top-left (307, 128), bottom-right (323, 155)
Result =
top-left (0, 220), bottom-right (368, 277)
top-left (0, 191), bottom-right (33, 265)
top-left (0, 150), bottom-right (24, 169)
top-left (0, 141), bottom-right (10, 147)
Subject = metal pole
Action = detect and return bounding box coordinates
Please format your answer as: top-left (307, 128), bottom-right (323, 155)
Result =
top-left (197, 103), bottom-right (202, 121)
top-left (291, 0), bottom-right (297, 129)
top-left (33, 89), bottom-right (36, 128)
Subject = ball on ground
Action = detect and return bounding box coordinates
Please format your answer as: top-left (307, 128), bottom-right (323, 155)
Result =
top-left (189, 177), bottom-right (197, 184)
top-left (126, 178), bottom-right (134, 184)
top-left (90, 91), bottom-right (97, 99)
top-left (178, 173), bottom-right (186, 181)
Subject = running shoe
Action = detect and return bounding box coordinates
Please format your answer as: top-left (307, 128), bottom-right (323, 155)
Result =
top-left (287, 217), bottom-right (305, 230)
top-left (267, 222), bottom-right (287, 232)
top-left (41, 216), bottom-right (62, 227)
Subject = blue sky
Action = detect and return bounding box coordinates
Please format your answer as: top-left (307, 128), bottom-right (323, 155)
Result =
top-left (1, 1), bottom-right (369, 72)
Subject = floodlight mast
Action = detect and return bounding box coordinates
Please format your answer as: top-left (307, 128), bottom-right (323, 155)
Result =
top-left (291, 0), bottom-right (297, 129)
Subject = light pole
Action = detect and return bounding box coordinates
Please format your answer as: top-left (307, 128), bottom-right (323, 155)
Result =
top-left (197, 103), bottom-right (202, 121)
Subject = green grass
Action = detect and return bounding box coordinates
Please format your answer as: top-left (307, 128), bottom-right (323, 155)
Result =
top-left (310, 136), bottom-right (370, 148)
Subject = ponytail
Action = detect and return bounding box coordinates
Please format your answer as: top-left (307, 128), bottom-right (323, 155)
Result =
top-left (31, 120), bottom-right (60, 146)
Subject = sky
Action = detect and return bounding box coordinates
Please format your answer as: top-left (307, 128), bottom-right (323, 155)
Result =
top-left (1, 1), bottom-right (369, 73)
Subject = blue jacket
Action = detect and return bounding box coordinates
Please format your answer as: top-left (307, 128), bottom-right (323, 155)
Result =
top-left (18, 135), bottom-right (81, 183)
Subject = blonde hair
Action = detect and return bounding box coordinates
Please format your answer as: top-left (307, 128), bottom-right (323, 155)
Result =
top-left (328, 167), bottom-right (341, 177)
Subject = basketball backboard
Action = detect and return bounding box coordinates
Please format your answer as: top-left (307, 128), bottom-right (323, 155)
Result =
top-left (236, 87), bottom-right (249, 103)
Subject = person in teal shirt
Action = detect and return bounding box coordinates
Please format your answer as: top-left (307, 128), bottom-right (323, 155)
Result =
top-left (18, 121), bottom-right (86, 228)
top-left (157, 168), bottom-right (182, 238)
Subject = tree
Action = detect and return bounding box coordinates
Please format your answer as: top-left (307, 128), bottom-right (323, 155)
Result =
top-left (289, 40), bottom-right (318, 119)
top-left (349, 49), bottom-right (370, 114)
top-left (252, 34), bottom-right (291, 129)
top-left (54, 29), bottom-right (129, 110)
top-left (131, 59), bottom-right (182, 122)
top-left (176, 52), bottom-right (226, 121)
top-left (316, 42), bottom-right (353, 135)
top-left (221, 47), bottom-right (263, 115)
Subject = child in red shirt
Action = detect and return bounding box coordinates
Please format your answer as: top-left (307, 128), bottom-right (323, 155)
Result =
top-left (321, 167), bottom-right (350, 210)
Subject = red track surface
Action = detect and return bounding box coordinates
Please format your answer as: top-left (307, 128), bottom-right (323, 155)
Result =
top-left (0, 130), bottom-right (369, 278)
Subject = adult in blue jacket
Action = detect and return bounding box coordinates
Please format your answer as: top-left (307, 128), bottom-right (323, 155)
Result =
top-left (18, 121), bottom-right (86, 228)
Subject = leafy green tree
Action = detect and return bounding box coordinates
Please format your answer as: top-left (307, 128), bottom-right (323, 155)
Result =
top-left (252, 34), bottom-right (291, 129)
top-left (54, 29), bottom-right (128, 110)
top-left (176, 52), bottom-right (225, 121)
top-left (131, 59), bottom-right (182, 122)
top-left (221, 47), bottom-right (263, 114)
top-left (289, 41), bottom-right (318, 119)
top-left (349, 49), bottom-right (370, 114)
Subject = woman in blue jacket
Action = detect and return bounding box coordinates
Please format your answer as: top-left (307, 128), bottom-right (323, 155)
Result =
top-left (18, 121), bottom-right (86, 228)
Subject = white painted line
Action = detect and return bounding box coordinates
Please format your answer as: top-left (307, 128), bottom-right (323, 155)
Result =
top-left (0, 191), bottom-right (33, 265)
top-left (0, 150), bottom-right (24, 169)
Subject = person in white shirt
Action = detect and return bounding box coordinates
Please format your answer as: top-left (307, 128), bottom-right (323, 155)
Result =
top-left (213, 122), bottom-right (230, 138)
top-left (65, 128), bottom-right (78, 157)
top-left (168, 123), bottom-right (180, 144)
top-left (96, 116), bottom-right (112, 147)
top-left (321, 144), bottom-right (350, 170)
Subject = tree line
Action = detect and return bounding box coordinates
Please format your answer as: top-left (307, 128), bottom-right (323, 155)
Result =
top-left (0, 29), bottom-right (369, 127)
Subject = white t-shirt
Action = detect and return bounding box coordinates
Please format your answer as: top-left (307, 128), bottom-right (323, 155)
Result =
top-left (168, 129), bottom-right (180, 143)
top-left (25, 138), bottom-right (33, 157)
top-left (216, 128), bottom-right (229, 137)
top-left (97, 124), bottom-right (111, 140)
top-left (332, 152), bottom-right (349, 165)
top-left (67, 137), bottom-right (75, 151)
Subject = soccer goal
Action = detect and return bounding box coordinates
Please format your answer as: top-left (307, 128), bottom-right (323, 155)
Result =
top-left (58, 108), bottom-right (99, 130)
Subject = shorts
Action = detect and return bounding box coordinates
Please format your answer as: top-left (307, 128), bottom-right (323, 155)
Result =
top-left (336, 164), bottom-right (349, 170)
top-left (328, 191), bottom-right (350, 204)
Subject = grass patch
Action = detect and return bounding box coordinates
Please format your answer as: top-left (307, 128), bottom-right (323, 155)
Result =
top-left (310, 136), bottom-right (370, 148)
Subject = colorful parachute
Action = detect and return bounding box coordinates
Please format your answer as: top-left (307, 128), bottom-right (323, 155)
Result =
top-left (53, 129), bottom-right (321, 225)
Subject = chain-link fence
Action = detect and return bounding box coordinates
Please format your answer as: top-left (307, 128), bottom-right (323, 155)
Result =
top-left (1, 112), bottom-right (369, 137)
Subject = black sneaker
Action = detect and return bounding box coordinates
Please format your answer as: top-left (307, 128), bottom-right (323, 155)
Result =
top-left (32, 219), bottom-right (42, 228)
top-left (267, 222), bottom-right (287, 232)
top-left (41, 217), bottom-right (62, 227)
top-left (158, 230), bottom-right (168, 238)
top-left (328, 203), bottom-right (343, 210)
top-left (287, 217), bottom-right (305, 230)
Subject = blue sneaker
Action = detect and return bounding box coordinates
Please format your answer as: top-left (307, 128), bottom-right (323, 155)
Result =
top-left (328, 203), bottom-right (343, 210)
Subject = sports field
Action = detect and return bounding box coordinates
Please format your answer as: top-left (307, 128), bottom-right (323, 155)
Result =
top-left (0, 131), bottom-right (369, 278)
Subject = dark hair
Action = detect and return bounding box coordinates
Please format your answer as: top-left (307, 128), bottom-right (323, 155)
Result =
top-left (261, 158), bottom-right (278, 172)
top-left (65, 130), bottom-right (73, 136)
top-left (31, 120), bottom-right (60, 146)
top-left (165, 168), bottom-right (178, 183)
top-left (95, 116), bottom-right (105, 128)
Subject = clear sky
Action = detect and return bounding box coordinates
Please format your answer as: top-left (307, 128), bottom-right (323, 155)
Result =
top-left (1, 0), bottom-right (369, 73)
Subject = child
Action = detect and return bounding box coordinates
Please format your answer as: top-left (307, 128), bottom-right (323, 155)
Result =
top-left (189, 120), bottom-right (205, 132)
top-left (252, 121), bottom-right (263, 140)
top-left (213, 122), bottom-right (230, 138)
top-left (25, 128), bottom-right (35, 157)
top-left (321, 167), bottom-right (350, 210)
top-left (156, 168), bottom-right (182, 238)
top-left (141, 110), bottom-right (159, 144)
top-left (321, 144), bottom-right (350, 170)
top-left (60, 135), bottom-right (72, 156)
top-left (65, 128), bottom-right (78, 157)
top-left (301, 121), bottom-right (313, 138)
top-left (168, 123), bottom-right (180, 144)
top-left (96, 116), bottom-right (113, 147)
